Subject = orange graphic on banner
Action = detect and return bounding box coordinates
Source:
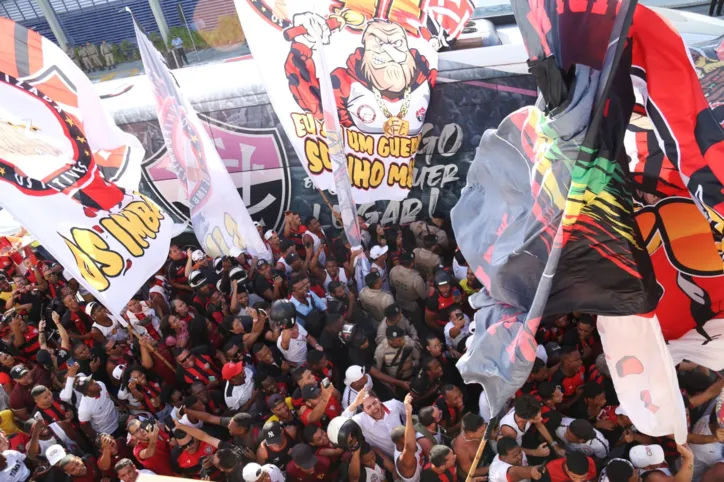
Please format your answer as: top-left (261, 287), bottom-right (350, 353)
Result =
top-left (333, 0), bottom-right (425, 34)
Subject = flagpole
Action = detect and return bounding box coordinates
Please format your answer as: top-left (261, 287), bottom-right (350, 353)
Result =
top-left (465, 414), bottom-right (498, 482)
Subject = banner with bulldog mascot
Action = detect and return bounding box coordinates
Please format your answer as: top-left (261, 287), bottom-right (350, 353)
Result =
top-left (234, 0), bottom-right (474, 203)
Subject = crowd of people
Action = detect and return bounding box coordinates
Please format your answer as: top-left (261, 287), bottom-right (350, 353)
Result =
top-left (0, 211), bottom-right (721, 482)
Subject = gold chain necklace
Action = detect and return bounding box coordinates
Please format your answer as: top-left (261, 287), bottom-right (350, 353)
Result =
top-left (373, 87), bottom-right (412, 137)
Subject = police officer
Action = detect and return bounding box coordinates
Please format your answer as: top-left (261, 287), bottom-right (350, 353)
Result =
top-left (359, 271), bottom-right (395, 327)
top-left (390, 252), bottom-right (427, 322)
top-left (374, 326), bottom-right (420, 397)
top-left (78, 44), bottom-right (93, 72)
top-left (100, 40), bottom-right (115, 69)
top-left (86, 41), bottom-right (105, 71)
top-left (414, 234), bottom-right (442, 282)
top-left (409, 218), bottom-right (449, 251)
top-left (65, 44), bottom-right (82, 70)
top-left (375, 303), bottom-right (419, 346)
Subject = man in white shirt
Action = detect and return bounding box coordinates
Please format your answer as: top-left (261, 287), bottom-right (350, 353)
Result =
top-left (1, 449), bottom-right (30, 482)
top-left (555, 417), bottom-right (609, 460)
top-left (73, 375), bottom-right (119, 439)
top-left (444, 306), bottom-right (470, 350)
top-left (243, 462), bottom-right (285, 482)
top-left (115, 458), bottom-right (155, 482)
top-left (342, 365), bottom-right (374, 410)
top-left (488, 437), bottom-right (541, 482)
top-left (277, 318), bottom-right (322, 366)
top-left (342, 387), bottom-right (405, 458)
top-left (221, 361), bottom-right (257, 411)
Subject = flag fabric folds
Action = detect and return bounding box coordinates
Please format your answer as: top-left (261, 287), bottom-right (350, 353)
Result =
top-left (233, 0), bottom-right (473, 204)
top-left (452, 0), bottom-right (661, 417)
top-left (0, 19), bottom-right (173, 316)
top-left (130, 15), bottom-right (271, 261)
top-left (0, 19), bottom-right (144, 191)
top-left (597, 29), bottom-right (724, 444)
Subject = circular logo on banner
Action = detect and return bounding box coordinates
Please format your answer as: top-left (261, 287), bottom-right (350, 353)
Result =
top-left (357, 105), bottom-right (377, 124)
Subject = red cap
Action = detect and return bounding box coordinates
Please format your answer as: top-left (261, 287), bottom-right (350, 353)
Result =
top-left (221, 361), bottom-right (244, 381)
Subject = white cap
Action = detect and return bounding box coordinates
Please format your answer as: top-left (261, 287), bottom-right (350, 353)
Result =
top-left (46, 444), bottom-right (67, 466)
top-left (264, 230), bottom-right (275, 241)
top-left (191, 250), bottom-right (206, 262)
top-left (85, 301), bottom-right (97, 317)
top-left (370, 245), bottom-right (389, 260)
top-left (112, 364), bottom-right (126, 381)
top-left (243, 463), bottom-right (264, 482)
top-left (615, 405), bottom-right (628, 417)
top-left (630, 444), bottom-right (664, 469)
top-left (229, 247), bottom-right (244, 258)
top-left (253, 221), bottom-right (262, 228)
top-left (344, 366), bottom-right (365, 386)
top-left (536, 344), bottom-right (549, 364)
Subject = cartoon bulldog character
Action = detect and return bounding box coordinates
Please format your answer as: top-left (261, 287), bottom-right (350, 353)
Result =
top-left (285, 12), bottom-right (435, 137)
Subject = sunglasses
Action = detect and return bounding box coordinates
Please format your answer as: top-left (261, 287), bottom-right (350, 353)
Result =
top-left (178, 354), bottom-right (193, 364)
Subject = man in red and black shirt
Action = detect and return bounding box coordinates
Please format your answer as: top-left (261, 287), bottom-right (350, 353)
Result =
top-left (175, 348), bottom-right (221, 389)
top-left (425, 271), bottom-right (464, 333)
top-left (42, 264), bottom-right (67, 299)
top-left (8, 315), bottom-right (40, 359)
top-left (298, 384), bottom-right (342, 428)
top-left (536, 314), bottom-right (573, 345)
top-left (287, 443), bottom-right (334, 482)
top-left (421, 445), bottom-right (458, 482)
top-left (538, 452), bottom-right (596, 482)
top-left (166, 244), bottom-right (192, 300)
top-left (434, 385), bottom-right (464, 434)
top-left (171, 428), bottom-right (219, 479)
top-left (515, 358), bottom-right (549, 398)
top-left (549, 346), bottom-right (586, 409)
top-left (562, 315), bottom-right (601, 367)
top-left (61, 295), bottom-right (93, 345)
top-left (58, 453), bottom-right (102, 482)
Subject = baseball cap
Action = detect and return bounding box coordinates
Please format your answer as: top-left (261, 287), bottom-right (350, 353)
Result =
top-left (370, 245), bottom-right (389, 260)
top-left (253, 221), bottom-right (261, 228)
top-left (344, 366), bottom-right (365, 386)
top-left (434, 270), bottom-right (452, 286)
top-left (222, 361), bottom-right (244, 381)
top-left (285, 252), bottom-right (300, 264)
top-left (74, 376), bottom-right (93, 395)
top-left (10, 364), bottom-right (29, 379)
top-left (188, 270), bottom-right (207, 289)
top-left (264, 230), bottom-right (276, 241)
top-left (229, 247), bottom-right (244, 258)
top-left (615, 405), bottom-right (628, 417)
top-left (384, 303), bottom-right (401, 318)
top-left (257, 259), bottom-right (269, 269)
top-left (302, 384), bottom-right (321, 401)
top-left (112, 364), bottom-right (126, 381)
top-left (400, 252), bottom-right (415, 264)
top-left (191, 249), bottom-right (206, 262)
top-left (386, 326), bottom-right (403, 340)
top-left (630, 445), bottom-right (665, 469)
top-left (264, 422), bottom-right (283, 444)
top-left (46, 444), bottom-right (67, 466)
top-left (243, 463), bottom-right (265, 482)
top-left (267, 393), bottom-right (285, 409)
top-left (238, 315), bottom-right (254, 333)
top-left (290, 443), bottom-right (319, 470)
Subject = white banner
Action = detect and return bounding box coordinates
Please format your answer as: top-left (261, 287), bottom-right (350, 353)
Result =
top-left (0, 73), bottom-right (173, 316)
top-left (598, 315), bottom-right (688, 444)
top-left (234, 0), bottom-right (473, 203)
top-left (0, 19), bottom-right (143, 191)
top-left (131, 16), bottom-right (271, 260)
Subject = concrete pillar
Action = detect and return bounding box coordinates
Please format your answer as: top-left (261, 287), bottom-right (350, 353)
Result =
top-left (148, 0), bottom-right (170, 46)
top-left (33, 0), bottom-right (68, 48)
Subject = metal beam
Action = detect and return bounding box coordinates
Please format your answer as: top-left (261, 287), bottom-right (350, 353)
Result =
top-left (33, 0), bottom-right (69, 47)
top-left (147, 0), bottom-right (170, 46)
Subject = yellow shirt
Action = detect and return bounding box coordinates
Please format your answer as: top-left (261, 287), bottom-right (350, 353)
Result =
top-left (267, 397), bottom-right (294, 423)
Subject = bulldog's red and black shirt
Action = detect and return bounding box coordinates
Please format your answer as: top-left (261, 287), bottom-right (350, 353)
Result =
top-left (549, 366), bottom-right (586, 399)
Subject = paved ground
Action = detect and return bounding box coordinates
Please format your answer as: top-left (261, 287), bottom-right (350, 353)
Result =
top-left (87, 2), bottom-right (718, 84)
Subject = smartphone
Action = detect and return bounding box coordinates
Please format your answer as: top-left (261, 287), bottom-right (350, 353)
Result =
top-left (141, 419), bottom-right (155, 432)
top-left (66, 357), bottom-right (77, 367)
top-left (322, 377), bottom-right (331, 388)
top-left (33, 412), bottom-right (44, 422)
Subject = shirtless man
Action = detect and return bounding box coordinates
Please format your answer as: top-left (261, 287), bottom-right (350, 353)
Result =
top-left (453, 413), bottom-right (489, 479)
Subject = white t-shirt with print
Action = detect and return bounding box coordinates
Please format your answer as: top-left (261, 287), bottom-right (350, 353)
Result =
top-left (77, 381), bottom-right (119, 434)
top-left (1, 450), bottom-right (30, 482)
